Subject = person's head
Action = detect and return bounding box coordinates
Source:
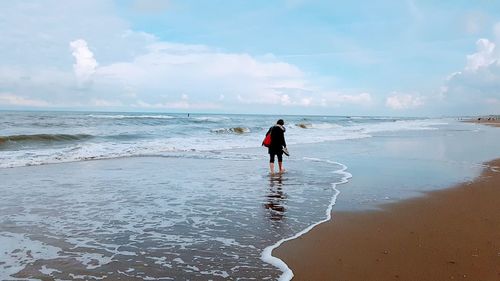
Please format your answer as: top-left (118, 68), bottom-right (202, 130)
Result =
top-left (277, 119), bottom-right (284, 126)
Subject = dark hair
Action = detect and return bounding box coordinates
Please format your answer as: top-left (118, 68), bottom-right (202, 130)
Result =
top-left (277, 119), bottom-right (284, 125)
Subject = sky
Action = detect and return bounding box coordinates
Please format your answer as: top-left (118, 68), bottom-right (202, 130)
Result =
top-left (0, 0), bottom-right (500, 116)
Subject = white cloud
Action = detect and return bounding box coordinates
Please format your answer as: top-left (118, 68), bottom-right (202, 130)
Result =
top-left (299, 97), bottom-right (312, 106)
top-left (485, 98), bottom-right (500, 105)
top-left (320, 92), bottom-right (373, 107)
top-left (386, 93), bottom-right (424, 110)
top-left (440, 25), bottom-right (500, 114)
top-left (91, 41), bottom-right (311, 109)
top-left (134, 99), bottom-right (220, 110)
top-left (465, 39), bottom-right (497, 71)
top-left (90, 98), bottom-right (123, 107)
top-left (0, 93), bottom-right (49, 107)
top-left (336, 93), bottom-right (372, 104)
top-left (70, 39), bottom-right (98, 86)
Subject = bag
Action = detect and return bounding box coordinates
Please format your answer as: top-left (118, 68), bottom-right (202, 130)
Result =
top-left (262, 132), bottom-right (271, 147)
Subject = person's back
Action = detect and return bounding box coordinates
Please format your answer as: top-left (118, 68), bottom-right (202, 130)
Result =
top-left (267, 119), bottom-right (287, 174)
top-left (269, 125), bottom-right (285, 150)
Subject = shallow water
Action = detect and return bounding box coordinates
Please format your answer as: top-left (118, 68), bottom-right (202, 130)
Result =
top-left (0, 155), bottom-right (345, 280)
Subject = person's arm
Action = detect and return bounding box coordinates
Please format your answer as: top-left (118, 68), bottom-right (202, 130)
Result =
top-left (282, 130), bottom-right (286, 148)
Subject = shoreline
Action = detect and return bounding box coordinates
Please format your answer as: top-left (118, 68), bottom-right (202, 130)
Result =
top-left (261, 160), bottom-right (352, 281)
top-left (274, 158), bottom-right (500, 280)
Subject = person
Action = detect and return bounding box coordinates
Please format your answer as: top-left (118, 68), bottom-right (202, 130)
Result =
top-left (266, 119), bottom-right (287, 174)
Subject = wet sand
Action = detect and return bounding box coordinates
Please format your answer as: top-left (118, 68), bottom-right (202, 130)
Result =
top-left (275, 158), bottom-right (500, 280)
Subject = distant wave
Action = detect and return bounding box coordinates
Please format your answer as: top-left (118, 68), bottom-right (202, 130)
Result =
top-left (211, 127), bottom-right (251, 134)
top-left (295, 123), bottom-right (312, 129)
top-left (310, 123), bottom-right (342, 129)
top-left (0, 134), bottom-right (94, 145)
top-left (295, 122), bottom-right (339, 129)
top-left (88, 114), bottom-right (175, 119)
top-left (193, 116), bottom-right (229, 123)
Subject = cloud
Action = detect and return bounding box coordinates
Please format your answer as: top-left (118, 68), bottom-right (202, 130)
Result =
top-left (70, 39), bottom-right (98, 86)
top-left (90, 98), bottom-right (123, 107)
top-left (317, 92), bottom-right (373, 108)
top-left (335, 93), bottom-right (372, 104)
top-left (0, 93), bottom-right (49, 107)
top-left (134, 99), bottom-right (220, 110)
top-left (386, 92), bottom-right (424, 110)
top-left (440, 27), bottom-right (500, 114)
top-left (465, 38), bottom-right (497, 71)
top-left (485, 97), bottom-right (500, 105)
top-left (91, 41), bottom-right (312, 109)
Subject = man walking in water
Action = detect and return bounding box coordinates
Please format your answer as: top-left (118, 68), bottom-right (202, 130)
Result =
top-left (267, 119), bottom-right (287, 174)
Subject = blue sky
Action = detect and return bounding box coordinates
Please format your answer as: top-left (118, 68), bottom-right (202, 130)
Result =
top-left (1, 0), bottom-right (499, 116)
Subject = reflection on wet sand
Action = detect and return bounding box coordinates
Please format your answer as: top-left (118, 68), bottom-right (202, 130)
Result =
top-left (264, 174), bottom-right (287, 221)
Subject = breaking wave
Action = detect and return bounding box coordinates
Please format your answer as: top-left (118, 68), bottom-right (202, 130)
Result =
top-left (211, 127), bottom-right (251, 134)
top-left (0, 134), bottom-right (94, 145)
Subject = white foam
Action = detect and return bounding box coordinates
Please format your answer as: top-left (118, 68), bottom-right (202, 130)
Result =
top-left (75, 253), bottom-right (112, 270)
top-left (149, 256), bottom-right (172, 268)
top-left (40, 265), bottom-right (61, 275)
top-left (260, 158), bottom-right (352, 281)
top-left (173, 257), bottom-right (185, 264)
top-left (0, 232), bottom-right (62, 280)
top-left (356, 119), bottom-right (447, 134)
top-left (310, 122), bottom-right (342, 129)
top-left (213, 237), bottom-right (257, 249)
top-left (69, 273), bottom-right (106, 280)
top-left (200, 269), bottom-right (230, 278)
top-left (211, 127), bottom-right (251, 134)
top-left (193, 116), bottom-right (229, 122)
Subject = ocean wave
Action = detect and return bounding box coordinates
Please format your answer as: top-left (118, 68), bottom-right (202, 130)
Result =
top-left (211, 127), bottom-right (251, 134)
top-left (310, 123), bottom-right (342, 129)
top-left (295, 122), bottom-right (340, 129)
top-left (193, 116), bottom-right (230, 123)
top-left (0, 134), bottom-right (94, 145)
top-left (295, 123), bottom-right (312, 129)
top-left (88, 114), bottom-right (175, 119)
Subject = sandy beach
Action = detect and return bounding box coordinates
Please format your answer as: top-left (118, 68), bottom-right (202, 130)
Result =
top-left (275, 158), bottom-right (500, 280)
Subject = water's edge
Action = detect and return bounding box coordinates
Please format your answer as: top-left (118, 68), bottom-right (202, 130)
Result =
top-left (261, 157), bottom-right (352, 281)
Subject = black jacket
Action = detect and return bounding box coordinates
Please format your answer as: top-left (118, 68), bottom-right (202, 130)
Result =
top-left (267, 125), bottom-right (286, 153)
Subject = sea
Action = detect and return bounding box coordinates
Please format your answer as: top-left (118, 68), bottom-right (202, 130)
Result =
top-left (1, 111), bottom-right (500, 280)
